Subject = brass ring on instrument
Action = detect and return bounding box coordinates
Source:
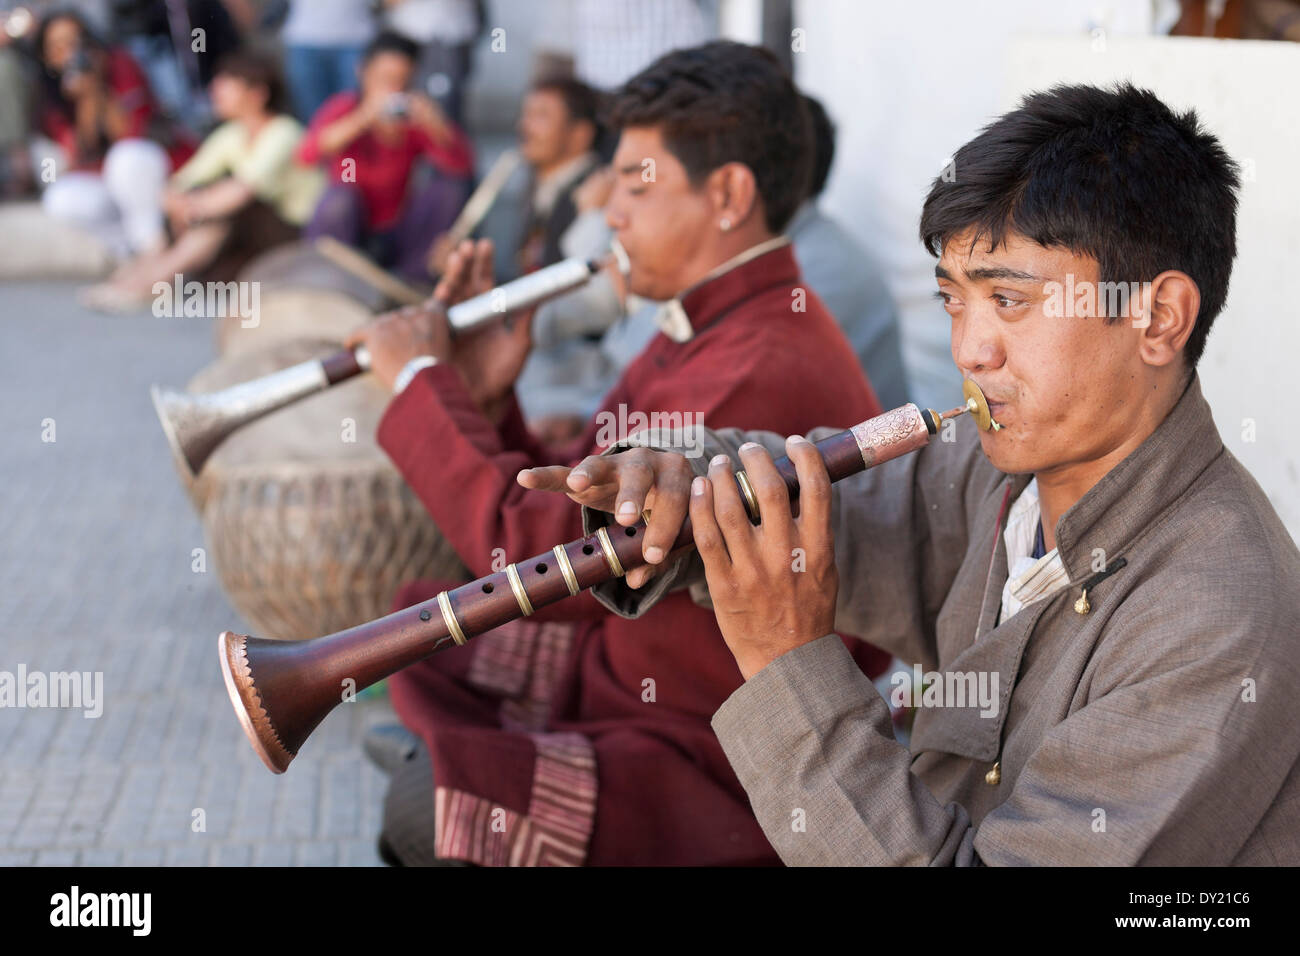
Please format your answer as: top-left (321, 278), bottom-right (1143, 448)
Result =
top-left (437, 590), bottom-right (467, 646)
top-left (595, 525), bottom-right (626, 578)
top-left (735, 470), bottom-right (761, 524)
top-left (506, 563), bottom-right (534, 616)
top-left (552, 544), bottom-right (580, 596)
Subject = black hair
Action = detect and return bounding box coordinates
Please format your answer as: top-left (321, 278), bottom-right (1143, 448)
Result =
top-left (801, 94), bottom-right (835, 199)
top-left (32, 8), bottom-right (107, 129)
top-left (919, 82), bottom-right (1240, 368)
top-left (362, 30), bottom-right (420, 65)
top-left (213, 49), bottom-right (289, 116)
top-left (608, 41), bottom-right (812, 233)
top-left (530, 75), bottom-right (606, 154)
top-left (33, 7), bottom-right (104, 65)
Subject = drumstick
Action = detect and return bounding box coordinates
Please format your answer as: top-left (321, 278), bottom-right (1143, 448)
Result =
top-left (445, 148), bottom-right (521, 246)
top-left (313, 236), bottom-right (427, 307)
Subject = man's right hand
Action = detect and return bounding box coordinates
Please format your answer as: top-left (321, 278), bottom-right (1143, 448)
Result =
top-left (517, 447), bottom-right (697, 588)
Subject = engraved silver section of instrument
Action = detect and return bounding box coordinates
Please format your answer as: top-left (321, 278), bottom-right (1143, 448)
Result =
top-left (849, 403), bottom-right (931, 469)
top-left (353, 344), bottom-right (372, 370)
top-left (446, 257), bottom-right (595, 332)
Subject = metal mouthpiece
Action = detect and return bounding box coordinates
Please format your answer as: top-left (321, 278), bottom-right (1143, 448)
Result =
top-left (961, 379), bottom-right (1002, 431)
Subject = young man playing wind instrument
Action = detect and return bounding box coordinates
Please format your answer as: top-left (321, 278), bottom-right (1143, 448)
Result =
top-left (346, 42), bottom-right (890, 866)
top-left (523, 83), bottom-right (1300, 865)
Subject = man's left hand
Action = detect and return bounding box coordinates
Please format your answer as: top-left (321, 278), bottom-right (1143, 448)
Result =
top-left (691, 437), bottom-right (840, 680)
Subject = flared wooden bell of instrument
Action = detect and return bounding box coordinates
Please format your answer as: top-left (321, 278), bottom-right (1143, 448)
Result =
top-left (219, 602), bottom-right (455, 773)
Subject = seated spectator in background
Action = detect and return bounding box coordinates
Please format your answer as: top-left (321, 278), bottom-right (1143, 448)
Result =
top-left (80, 49), bottom-right (323, 309)
top-left (280, 0), bottom-right (376, 122)
top-left (513, 76), bottom-right (602, 274)
top-left (788, 95), bottom-right (908, 409)
top-left (35, 8), bottom-right (195, 259)
top-left (381, 0), bottom-right (484, 126)
top-left (513, 162), bottom-right (628, 443)
top-left (430, 76), bottom-right (601, 279)
top-left (299, 30), bottom-right (473, 283)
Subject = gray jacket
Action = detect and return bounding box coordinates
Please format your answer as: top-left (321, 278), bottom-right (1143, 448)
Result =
top-left (582, 374), bottom-right (1300, 865)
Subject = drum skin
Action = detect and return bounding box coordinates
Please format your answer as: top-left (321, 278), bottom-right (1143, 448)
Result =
top-left (188, 340), bottom-right (469, 640)
top-left (217, 241), bottom-right (391, 357)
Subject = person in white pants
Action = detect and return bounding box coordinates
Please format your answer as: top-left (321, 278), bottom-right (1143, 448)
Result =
top-left (41, 136), bottom-right (171, 259)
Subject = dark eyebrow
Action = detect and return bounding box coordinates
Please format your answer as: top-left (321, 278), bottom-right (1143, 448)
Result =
top-left (935, 264), bottom-right (1045, 283)
top-left (616, 163), bottom-right (642, 176)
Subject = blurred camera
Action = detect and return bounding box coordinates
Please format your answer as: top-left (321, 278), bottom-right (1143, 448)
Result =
top-left (63, 46), bottom-right (92, 81)
top-left (382, 93), bottom-right (410, 119)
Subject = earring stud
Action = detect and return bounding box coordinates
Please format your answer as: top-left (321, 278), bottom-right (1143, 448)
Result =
top-left (719, 218), bottom-right (732, 231)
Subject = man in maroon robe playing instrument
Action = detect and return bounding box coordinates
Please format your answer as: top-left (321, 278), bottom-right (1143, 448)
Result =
top-left (346, 42), bottom-right (891, 866)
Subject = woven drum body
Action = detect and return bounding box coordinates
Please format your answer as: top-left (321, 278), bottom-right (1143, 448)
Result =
top-left (189, 340), bottom-right (469, 640)
top-left (218, 241), bottom-right (390, 357)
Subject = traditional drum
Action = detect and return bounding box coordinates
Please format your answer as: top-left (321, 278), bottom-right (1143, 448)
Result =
top-left (187, 338), bottom-right (469, 640)
top-left (216, 241), bottom-right (395, 357)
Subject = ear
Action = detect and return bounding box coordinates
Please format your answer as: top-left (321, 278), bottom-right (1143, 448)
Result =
top-left (706, 162), bottom-right (760, 230)
top-left (1135, 270), bottom-right (1199, 369)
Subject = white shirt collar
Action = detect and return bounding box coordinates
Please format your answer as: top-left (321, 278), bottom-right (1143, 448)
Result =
top-left (999, 477), bottom-right (1070, 622)
top-left (653, 235), bottom-right (792, 343)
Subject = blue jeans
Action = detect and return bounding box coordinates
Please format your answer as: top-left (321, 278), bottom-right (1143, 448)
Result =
top-left (284, 44), bottom-right (366, 122)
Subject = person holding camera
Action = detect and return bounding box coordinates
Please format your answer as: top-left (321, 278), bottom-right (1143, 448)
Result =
top-left (297, 30), bottom-right (473, 282)
top-left (33, 8), bottom-right (195, 258)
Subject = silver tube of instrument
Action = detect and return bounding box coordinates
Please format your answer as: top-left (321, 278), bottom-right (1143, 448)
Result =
top-left (445, 258), bottom-right (598, 333)
top-left (196, 360), bottom-right (330, 427)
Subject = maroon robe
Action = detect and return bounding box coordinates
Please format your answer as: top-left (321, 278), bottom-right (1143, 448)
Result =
top-left (377, 241), bottom-right (890, 865)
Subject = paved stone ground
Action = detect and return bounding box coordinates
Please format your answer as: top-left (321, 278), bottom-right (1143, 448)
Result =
top-left (0, 281), bottom-right (393, 866)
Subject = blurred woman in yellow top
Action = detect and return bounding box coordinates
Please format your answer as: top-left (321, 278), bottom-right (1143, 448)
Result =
top-left (82, 50), bottom-right (324, 312)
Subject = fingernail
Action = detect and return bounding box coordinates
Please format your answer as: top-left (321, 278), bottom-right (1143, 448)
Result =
top-left (739, 442), bottom-right (758, 452)
top-left (692, 477), bottom-right (706, 495)
top-left (710, 455), bottom-right (728, 468)
top-left (617, 500), bottom-right (636, 516)
top-left (788, 435), bottom-right (809, 444)
top-left (644, 545), bottom-right (664, 563)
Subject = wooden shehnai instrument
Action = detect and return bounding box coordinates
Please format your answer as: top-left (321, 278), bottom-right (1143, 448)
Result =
top-left (221, 386), bottom-right (996, 774)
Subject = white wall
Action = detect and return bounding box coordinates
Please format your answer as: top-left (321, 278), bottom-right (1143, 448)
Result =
top-left (1002, 35), bottom-right (1300, 542)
